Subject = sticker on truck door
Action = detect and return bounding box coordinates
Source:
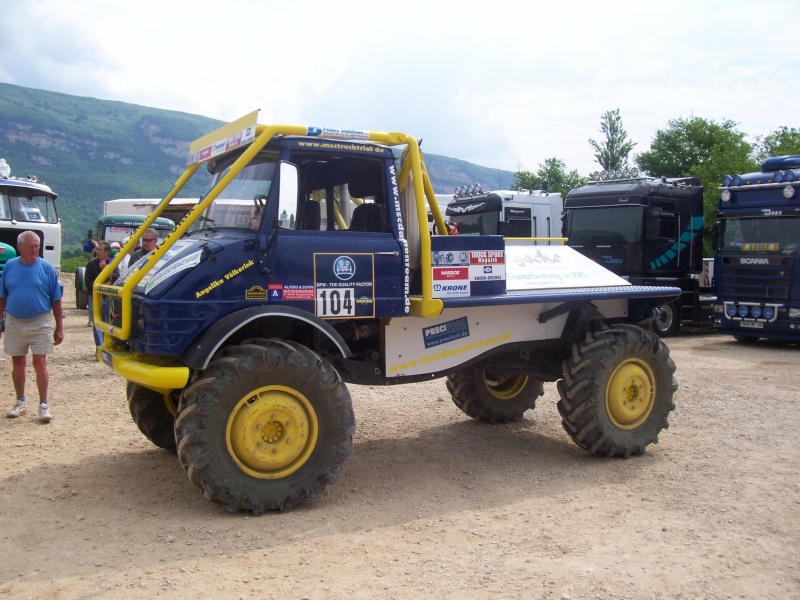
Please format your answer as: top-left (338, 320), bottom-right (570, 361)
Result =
top-left (314, 253), bottom-right (375, 318)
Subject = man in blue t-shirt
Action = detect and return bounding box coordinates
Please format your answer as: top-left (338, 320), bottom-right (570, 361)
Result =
top-left (0, 231), bottom-right (64, 423)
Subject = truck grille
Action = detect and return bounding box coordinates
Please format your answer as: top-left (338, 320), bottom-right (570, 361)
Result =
top-left (718, 255), bottom-right (793, 303)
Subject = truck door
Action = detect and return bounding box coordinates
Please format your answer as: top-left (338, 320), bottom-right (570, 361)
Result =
top-left (265, 157), bottom-right (407, 319)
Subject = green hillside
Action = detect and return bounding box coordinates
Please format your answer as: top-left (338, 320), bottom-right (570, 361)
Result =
top-left (0, 83), bottom-right (514, 246)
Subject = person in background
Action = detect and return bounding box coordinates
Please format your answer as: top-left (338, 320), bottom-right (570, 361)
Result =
top-left (0, 231), bottom-right (63, 423)
top-left (84, 241), bottom-right (119, 358)
top-left (129, 228), bottom-right (158, 264)
top-left (109, 241), bottom-right (129, 272)
top-left (83, 234), bottom-right (98, 326)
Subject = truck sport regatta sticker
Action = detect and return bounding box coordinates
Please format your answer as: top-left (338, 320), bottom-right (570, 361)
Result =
top-left (314, 253), bottom-right (375, 318)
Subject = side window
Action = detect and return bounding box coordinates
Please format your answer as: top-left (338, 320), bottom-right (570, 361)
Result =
top-left (658, 214), bottom-right (677, 239)
top-left (296, 156), bottom-right (389, 233)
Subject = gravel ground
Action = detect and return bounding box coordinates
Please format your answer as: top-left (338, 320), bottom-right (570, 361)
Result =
top-left (0, 275), bottom-right (798, 599)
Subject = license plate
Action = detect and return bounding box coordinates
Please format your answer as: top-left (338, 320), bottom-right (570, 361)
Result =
top-left (101, 349), bottom-right (114, 367)
top-left (740, 321), bottom-right (764, 329)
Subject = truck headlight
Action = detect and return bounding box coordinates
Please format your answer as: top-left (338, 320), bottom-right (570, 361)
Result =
top-left (789, 308), bottom-right (800, 318)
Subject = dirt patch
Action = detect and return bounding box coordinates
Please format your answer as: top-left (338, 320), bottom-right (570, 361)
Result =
top-left (1, 276), bottom-right (798, 599)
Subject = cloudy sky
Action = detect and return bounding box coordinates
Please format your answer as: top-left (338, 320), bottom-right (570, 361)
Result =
top-left (1, 0), bottom-right (797, 175)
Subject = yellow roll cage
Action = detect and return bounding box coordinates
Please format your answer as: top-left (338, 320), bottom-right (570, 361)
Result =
top-left (92, 111), bottom-right (450, 345)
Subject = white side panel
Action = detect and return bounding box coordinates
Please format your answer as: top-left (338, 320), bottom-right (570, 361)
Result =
top-left (385, 304), bottom-right (567, 378)
top-left (505, 244), bottom-right (630, 291)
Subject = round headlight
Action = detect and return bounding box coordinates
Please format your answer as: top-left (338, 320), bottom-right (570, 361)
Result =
top-left (592, 171), bottom-right (600, 180)
top-left (785, 169), bottom-right (796, 182)
top-left (600, 171), bottom-right (608, 181)
top-left (783, 185), bottom-right (796, 199)
top-left (622, 168), bottom-right (631, 178)
top-left (751, 306), bottom-right (762, 318)
top-left (722, 175), bottom-right (732, 186)
top-left (764, 306), bottom-right (775, 320)
top-left (720, 189), bottom-right (732, 202)
top-left (726, 305), bottom-right (738, 318)
top-left (732, 174), bottom-right (742, 186)
top-left (774, 170), bottom-right (784, 183)
top-left (630, 167), bottom-right (639, 178)
top-left (738, 305), bottom-right (749, 317)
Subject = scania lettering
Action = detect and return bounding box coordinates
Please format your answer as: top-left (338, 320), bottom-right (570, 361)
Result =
top-left (712, 155), bottom-right (800, 343)
top-left (92, 113), bottom-right (681, 514)
top-left (563, 169), bottom-right (712, 336)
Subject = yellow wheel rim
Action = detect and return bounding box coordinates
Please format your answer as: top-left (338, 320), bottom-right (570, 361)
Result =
top-left (226, 385), bottom-right (319, 479)
top-left (483, 371), bottom-right (529, 400)
top-left (605, 358), bottom-right (655, 430)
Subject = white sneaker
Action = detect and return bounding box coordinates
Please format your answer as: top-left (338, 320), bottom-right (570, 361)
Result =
top-left (39, 404), bottom-right (53, 423)
top-left (7, 400), bottom-right (27, 418)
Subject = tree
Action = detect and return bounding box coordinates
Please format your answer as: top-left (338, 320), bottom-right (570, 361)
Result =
top-left (690, 144), bottom-right (759, 257)
top-left (514, 157), bottom-right (587, 199)
top-left (757, 126), bottom-right (800, 160)
top-left (635, 116), bottom-right (750, 177)
top-left (588, 109), bottom-right (636, 171)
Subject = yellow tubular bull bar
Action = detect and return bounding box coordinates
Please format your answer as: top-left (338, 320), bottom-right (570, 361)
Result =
top-left (92, 115), bottom-right (445, 388)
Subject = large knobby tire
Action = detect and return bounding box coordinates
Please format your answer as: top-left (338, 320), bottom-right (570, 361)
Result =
top-left (75, 266), bottom-right (88, 310)
top-left (557, 324), bottom-right (677, 457)
top-left (127, 382), bottom-right (177, 452)
top-left (446, 362), bottom-right (544, 423)
top-left (175, 339), bottom-right (355, 514)
top-left (651, 301), bottom-right (680, 337)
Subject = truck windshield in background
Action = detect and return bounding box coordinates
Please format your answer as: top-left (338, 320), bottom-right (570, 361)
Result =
top-left (448, 206), bottom-right (499, 236)
top-left (719, 216), bottom-right (799, 253)
top-left (565, 204), bottom-right (645, 244)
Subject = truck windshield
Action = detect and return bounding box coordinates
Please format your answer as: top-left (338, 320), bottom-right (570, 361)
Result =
top-left (566, 205), bottom-right (644, 244)
top-left (719, 216), bottom-right (800, 253)
top-left (450, 211), bottom-right (498, 236)
top-left (200, 159), bottom-right (277, 230)
top-left (0, 191), bottom-right (59, 223)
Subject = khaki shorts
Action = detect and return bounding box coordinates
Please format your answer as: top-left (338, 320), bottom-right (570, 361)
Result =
top-left (3, 312), bottom-right (54, 356)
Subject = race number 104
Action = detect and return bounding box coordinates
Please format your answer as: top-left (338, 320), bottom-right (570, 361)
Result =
top-left (316, 287), bottom-right (355, 316)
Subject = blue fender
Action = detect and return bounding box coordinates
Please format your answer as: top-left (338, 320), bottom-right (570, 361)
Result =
top-left (181, 305), bottom-right (352, 370)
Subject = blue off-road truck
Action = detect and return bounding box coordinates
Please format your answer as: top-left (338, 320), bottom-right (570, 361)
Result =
top-left (93, 113), bottom-right (680, 513)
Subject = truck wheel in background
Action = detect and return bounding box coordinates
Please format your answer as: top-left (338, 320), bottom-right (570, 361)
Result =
top-left (557, 324), bottom-right (677, 457)
top-left (651, 301), bottom-right (680, 337)
top-left (127, 382), bottom-right (177, 452)
top-left (446, 361), bottom-right (544, 423)
top-left (175, 339), bottom-right (355, 514)
top-left (75, 267), bottom-right (88, 310)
